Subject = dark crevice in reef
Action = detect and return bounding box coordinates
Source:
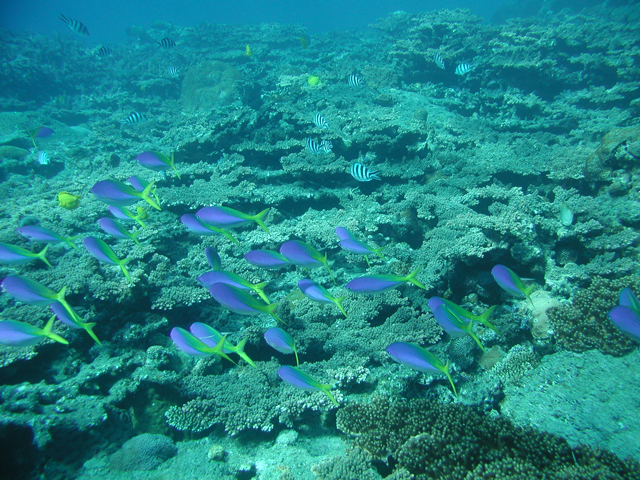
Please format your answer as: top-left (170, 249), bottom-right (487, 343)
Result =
top-left (275, 194), bottom-right (342, 218)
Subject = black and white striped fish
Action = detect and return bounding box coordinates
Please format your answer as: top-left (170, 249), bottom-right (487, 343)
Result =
top-left (313, 113), bottom-right (329, 129)
top-left (93, 45), bottom-right (112, 58)
top-left (433, 52), bottom-right (445, 70)
top-left (37, 151), bottom-right (50, 165)
top-left (156, 38), bottom-right (177, 49)
top-left (122, 112), bottom-right (147, 125)
top-left (347, 73), bottom-right (364, 87)
top-left (350, 163), bottom-right (380, 182)
top-left (60, 14), bottom-right (89, 36)
top-left (167, 66), bottom-right (181, 78)
top-left (306, 138), bottom-right (333, 154)
top-left (455, 63), bottom-right (474, 75)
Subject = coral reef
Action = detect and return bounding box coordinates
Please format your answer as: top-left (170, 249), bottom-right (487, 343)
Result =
top-left (0, 2), bottom-right (639, 478)
top-left (337, 397), bottom-right (640, 479)
top-left (548, 275), bottom-right (640, 355)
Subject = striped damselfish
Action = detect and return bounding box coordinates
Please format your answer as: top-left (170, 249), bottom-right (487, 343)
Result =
top-left (305, 138), bottom-right (332, 154)
top-left (83, 236), bottom-right (132, 283)
top-left (278, 365), bottom-right (338, 406)
top-left (189, 322), bottom-right (255, 366)
top-left (91, 179), bottom-right (161, 210)
top-left (350, 163), bottom-right (380, 182)
top-left (244, 250), bottom-right (290, 270)
top-left (208, 283), bottom-right (283, 323)
top-left (198, 270), bottom-right (269, 304)
top-left (298, 278), bottom-right (347, 318)
top-left (59, 14), bottom-right (89, 36)
top-left (264, 327), bottom-right (299, 366)
top-left (0, 317), bottom-right (68, 347)
top-left (156, 38), bottom-right (177, 49)
top-left (0, 242), bottom-right (51, 267)
top-left (345, 267), bottom-right (425, 294)
top-left (313, 113), bottom-right (329, 129)
top-left (122, 112), bottom-right (147, 124)
top-left (93, 45), bottom-right (112, 58)
top-left (280, 240), bottom-right (335, 283)
top-left (455, 63), bottom-right (474, 75)
top-left (347, 73), bottom-right (364, 86)
top-left (37, 151), bottom-right (50, 165)
top-left (196, 206), bottom-right (270, 233)
top-left (433, 51), bottom-right (445, 70)
top-left (386, 342), bottom-right (456, 395)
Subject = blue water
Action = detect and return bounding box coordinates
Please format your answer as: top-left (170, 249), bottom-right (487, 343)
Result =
top-left (1, 0), bottom-right (503, 42)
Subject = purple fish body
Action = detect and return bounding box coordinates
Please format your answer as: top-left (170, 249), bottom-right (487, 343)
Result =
top-left (335, 227), bottom-right (354, 241)
top-left (0, 242), bottom-right (49, 266)
top-left (279, 240), bottom-right (322, 268)
top-left (34, 127), bottom-right (54, 138)
top-left (98, 217), bottom-right (133, 241)
top-left (386, 342), bottom-right (441, 374)
top-left (345, 276), bottom-right (401, 294)
top-left (51, 301), bottom-right (82, 329)
top-left (264, 327), bottom-right (295, 354)
top-left (198, 271), bottom-right (247, 291)
top-left (339, 238), bottom-right (374, 255)
top-left (196, 206), bottom-right (269, 232)
top-left (181, 214), bottom-right (237, 242)
top-left (385, 342), bottom-right (456, 394)
top-left (181, 214), bottom-right (218, 236)
top-left (0, 320), bottom-right (46, 346)
top-left (244, 250), bottom-right (290, 270)
top-left (170, 327), bottom-right (213, 357)
top-left (92, 180), bottom-right (141, 206)
top-left (608, 305), bottom-right (640, 343)
top-left (298, 279), bottom-right (332, 303)
top-left (83, 237), bottom-right (117, 265)
top-left (128, 176), bottom-right (148, 192)
top-left (278, 365), bottom-right (337, 405)
top-left (137, 151), bottom-right (169, 171)
top-left (491, 264), bottom-right (534, 305)
top-left (17, 225), bottom-right (78, 250)
top-left (1, 275), bottom-right (56, 306)
top-left (0, 317), bottom-right (68, 347)
top-left (205, 247), bottom-right (222, 270)
top-left (345, 267), bottom-right (424, 294)
top-left (619, 288), bottom-right (640, 311)
top-left (432, 304), bottom-right (468, 338)
top-left (208, 283), bottom-right (262, 316)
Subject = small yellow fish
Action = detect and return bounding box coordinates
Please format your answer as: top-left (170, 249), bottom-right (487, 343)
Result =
top-left (300, 36), bottom-right (308, 49)
top-left (307, 75), bottom-right (320, 86)
top-left (244, 44), bottom-right (252, 58)
top-left (57, 191), bottom-right (81, 210)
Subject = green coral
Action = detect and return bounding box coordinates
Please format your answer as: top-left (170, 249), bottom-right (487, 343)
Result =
top-left (336, 397), bottom-right (640, 479)
top-left (548, 275), bottom-right (640, 356)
